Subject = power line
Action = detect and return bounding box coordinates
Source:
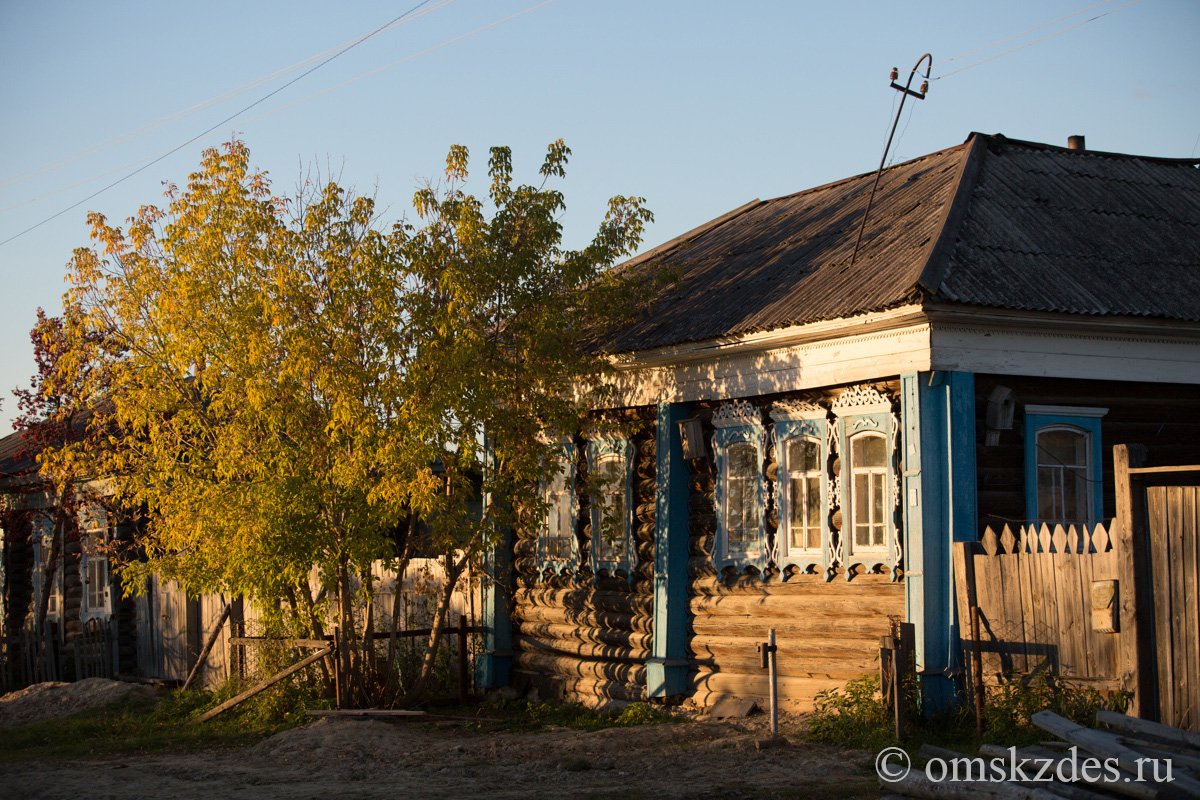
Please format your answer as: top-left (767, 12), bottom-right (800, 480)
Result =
top-left (0, 0), bottom-right (437, 248)
top-left (933, 0), bottom-right (1117, 68)
top-left (934, 0), bottom-right (1146, 81)
top-left (0, 0), bottom-right (459, 193)
top-left (1, 0), bottom-right (562, 222)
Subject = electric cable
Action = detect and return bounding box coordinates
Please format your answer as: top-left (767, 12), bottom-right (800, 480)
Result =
top-left (1, 0), bottom-right (561, 224)
top-left (0, 0), bottom-right (458, 191)
top-left (1, 0), bottom-right (438, 247)
top-left (934, 0), bottom-right (1146, 81)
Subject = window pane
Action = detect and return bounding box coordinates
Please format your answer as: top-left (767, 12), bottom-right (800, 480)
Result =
top-left (595, 454), bottom-right (626, 562)
top-left (789, 439), bottom-right (820, 473)
top-left (789, 478), bottom-right (805, 550)
top-left (854, 473), bottom-right (870, 547)
top-left (805, 475), bottom-right (821, 549)
top-left (872, 473), bottom-right (886, 546)
top-left (1039, 429), bottom-right (1087, 468)
top-left (852, 434), bottom-right (887, 467)
top-left (726, 442), bottom-right (758, 557)
top-left (1036, 428), bottom-right (1090, 522)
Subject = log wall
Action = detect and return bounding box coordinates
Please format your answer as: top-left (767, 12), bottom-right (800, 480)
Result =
top-left (511, 420), bottom-right (657, 706)
top-left (975, 375), bottom-right (1200, 532)
top-left (682, 389), bottom-right (904, 711)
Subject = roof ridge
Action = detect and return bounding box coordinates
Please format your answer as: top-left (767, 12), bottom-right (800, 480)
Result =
top-left (915, 132), bottom-right (989, 293)
top-left (761, 138), bottom-right (976, 206)
top-left (986, 133), bottom-right (1200, 166)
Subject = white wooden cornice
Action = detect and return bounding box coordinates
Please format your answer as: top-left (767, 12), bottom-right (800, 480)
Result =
top-left (586, 303), bottom-right (1200, 409)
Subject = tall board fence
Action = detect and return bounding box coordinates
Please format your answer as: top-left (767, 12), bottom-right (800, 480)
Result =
top-left (956, 445), bottom-right (1200, 731)
top-left (954, 521), bottom-right (1122, 691)
top-left (1144, 484), bottom-right (1200, 731)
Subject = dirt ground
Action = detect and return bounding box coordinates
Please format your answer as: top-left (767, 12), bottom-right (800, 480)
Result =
top-left (0, 682), bottom-right (882, 800)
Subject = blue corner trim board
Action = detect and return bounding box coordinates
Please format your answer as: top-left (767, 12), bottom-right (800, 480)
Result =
top-left (477, 481), bottom-right (513, 688)
top-left (902, 371), bottom-right (978, 712)
top-left (650, 402), bottom-right (690, 697)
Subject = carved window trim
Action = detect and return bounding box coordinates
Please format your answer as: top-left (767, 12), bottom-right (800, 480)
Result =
top-left (834, 388), bottom-right (901, 580)
top-left (538, 444), bottom-right (578, 576)
top-left (587, 436), bottom-right (634, 582)
top-left (772, 409), bottom-right (829, 580)
top-left (712, 403), bottom-right (767, 577)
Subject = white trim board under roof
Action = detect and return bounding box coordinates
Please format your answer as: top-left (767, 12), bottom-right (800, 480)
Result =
top-left (593, 306), bottom-right (1200, 408)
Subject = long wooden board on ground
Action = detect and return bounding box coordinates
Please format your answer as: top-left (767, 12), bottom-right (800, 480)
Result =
top-left (190, 645), bottom-right (333, 725)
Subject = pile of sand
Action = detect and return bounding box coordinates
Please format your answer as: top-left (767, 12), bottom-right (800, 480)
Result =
top-left (0, 678), bottom-right (157, 728)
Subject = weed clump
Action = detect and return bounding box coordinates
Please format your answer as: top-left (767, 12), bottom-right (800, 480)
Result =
top-left (805, 670), bottom-right (1131, 751)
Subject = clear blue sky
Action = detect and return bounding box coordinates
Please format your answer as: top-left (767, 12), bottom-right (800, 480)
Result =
top-left (1, 0), bottom-right (1197, 432)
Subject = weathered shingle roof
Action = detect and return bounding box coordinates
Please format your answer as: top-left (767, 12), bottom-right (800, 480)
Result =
top-left (602, 133), bottom-right (1200, 353)
top-left (937, 136), bottom-right (1200, 318)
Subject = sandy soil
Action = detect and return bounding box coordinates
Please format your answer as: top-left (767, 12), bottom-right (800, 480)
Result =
top-left (0, 683), bottom-right (881, 800)
top-left (0, 679), bottom-right (156, 729)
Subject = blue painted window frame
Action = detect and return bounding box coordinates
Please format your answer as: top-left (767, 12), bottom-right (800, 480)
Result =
top-left (538, 443), bottom-right (578, 575)
top-left (713, 424), bottom-right (767, 575)
top-left (588, 437), bottom-right (634, 581)
top-left (1024, 406), bottom-right (1107, 526)
top-left (774, 417), bottom-right (828, 578)
top-left (837, 411), bottom-right (898, 576)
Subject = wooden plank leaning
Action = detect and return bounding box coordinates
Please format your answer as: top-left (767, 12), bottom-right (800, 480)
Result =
top-left (190, 644), bottom-right (333, 725)
top-left (181, 603), bottom-right (231, 692)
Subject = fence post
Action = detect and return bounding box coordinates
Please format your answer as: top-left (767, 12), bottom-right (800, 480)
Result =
top-left (332, 626), bottom-right (344, 710)
top-left (457, 615), bottom-right (469, 706)
top-left (1114, 444), bottom-right (1152, 719)
top-left (971, 607), bottom-right (985, 734)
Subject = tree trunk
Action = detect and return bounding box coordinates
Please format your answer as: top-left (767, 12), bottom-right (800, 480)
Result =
top-left (33, 496), bottom-right (68, 639)
top-left (361, 565), bottom-right (376, 698)
top-left (336, 553), bottom-right (356, 707)
top-left (285, 584), bottom-right (331, 689)
top-left (385, 515), bottom-right (414, 679)
top-left (399, 550), bottom-right (467, 707)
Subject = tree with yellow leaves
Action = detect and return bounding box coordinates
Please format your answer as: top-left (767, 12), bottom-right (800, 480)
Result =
top-left (43, 139), bottom-right (652, 706)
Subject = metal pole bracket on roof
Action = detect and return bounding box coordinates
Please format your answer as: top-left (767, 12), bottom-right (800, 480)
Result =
top-left (850, 54), bottom-right (933, 266)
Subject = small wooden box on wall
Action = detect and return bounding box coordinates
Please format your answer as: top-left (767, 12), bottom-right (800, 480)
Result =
top-left (1091, 580), bottom-right (1118, 633)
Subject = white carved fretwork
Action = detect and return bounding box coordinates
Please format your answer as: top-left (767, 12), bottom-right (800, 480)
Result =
top-left (712, 400), bottom-right (760, 429)
top-left (770, 400), bottom-right (826, 422)
top-left (832, 385), bottom-right (894, 416)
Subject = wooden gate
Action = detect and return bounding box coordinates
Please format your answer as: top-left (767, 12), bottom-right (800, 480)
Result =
top-left (1146, 485), bottom-right (1200, 731)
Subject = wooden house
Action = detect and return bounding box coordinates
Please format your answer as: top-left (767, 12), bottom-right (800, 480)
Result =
top-left (476, 132), bottom-right (1200, 712)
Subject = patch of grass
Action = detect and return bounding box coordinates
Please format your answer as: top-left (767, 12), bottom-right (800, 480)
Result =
top-left (0, 680), bottom-right (328, 763)
top-left (474, 698), bottom-right (679, 732)
top-left (804, 670), bottom-right (1131, 757)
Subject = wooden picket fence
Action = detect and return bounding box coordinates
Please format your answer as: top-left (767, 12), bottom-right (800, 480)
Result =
top-left (74, 617), bottom-right (114, 680)
top-left (18, 618), bottom-right (63, 687)
top-left (954, 521), bottom-right (1123, 691)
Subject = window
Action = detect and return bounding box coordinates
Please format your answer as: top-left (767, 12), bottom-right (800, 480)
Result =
top-left (772, 402), bottom-right (830, 578)
top-left (849, 433), bottom-right (888, 550)
top-left (783, 438), bottom-right (823, 552)
top-left (1025, 405), bottom-right (1107, 525)
top-left (724, 442), bottom-right (761, 558)
top-left (712, 401), bottom-right (766, 574)
top-left (539, 446), bottom-right (577, 572)
top-left (832, 385), bottom-right (899, 577)
top-left (31, 515), bottom-right (61, 620)
top-left (588, 438), bottom-right (632, 577)
top-left (81, 505), bottom-right (111, 617)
